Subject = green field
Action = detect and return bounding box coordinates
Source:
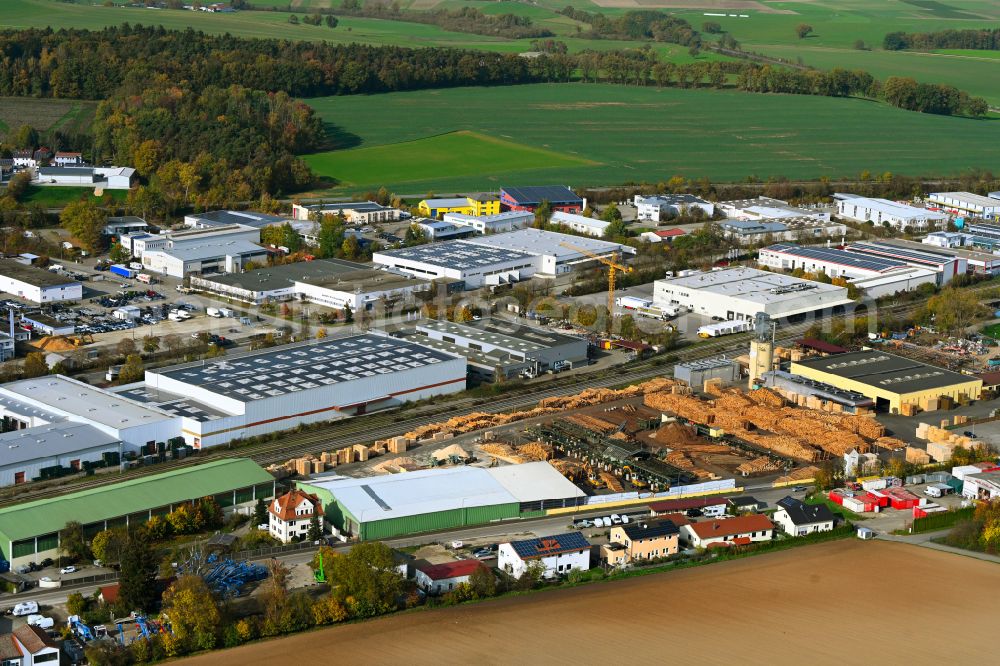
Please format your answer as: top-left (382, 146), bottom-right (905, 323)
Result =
top-left (0, 97), bottom-right (96, 139)
top-left (304, 130), bottom-right (595, 188)
top-left (303, 83), bottom-right (1000, 193)
top-left (20, 186), bottom-right (127, 207)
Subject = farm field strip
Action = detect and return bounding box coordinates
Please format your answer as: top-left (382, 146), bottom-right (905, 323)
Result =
top-left (304, 83), bottom-right (1000, 192)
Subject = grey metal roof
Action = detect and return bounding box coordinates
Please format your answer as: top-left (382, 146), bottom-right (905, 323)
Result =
top-left (0, 422), bottom-right (119, 468)
top-left (846, 241), bottom-right (955, 267)
top-left (501, 186), bottom-right (582, 205)
top-left (637, 194), bottom-right (710, 206)
top-left (0, 259), bottom-right (80, 288)
top-left (194, 259), bottom-right (369, 293)
top-left (792, 350), bottom-right (981, 393)
top-left (765, 243), bottom-right (906, 273)
top-left (189, 210), bottom-right (286, 228)
top-left (377, 240), bottom-right (535, 271)
top-left (37, 166), bottom-right (94, 177)
top-left (417, 319), bottom-right (583, 353)
top-left (151, 334), bottom-right (458, 403)
top-left (303, 201), bottom-right (390, 214)
top-left (148, 240), bottom-right (267, 261)
top-left (722, 220), bottom-right (787, 233)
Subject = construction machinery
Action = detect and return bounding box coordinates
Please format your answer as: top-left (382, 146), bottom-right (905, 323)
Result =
top-left (69, 333), bottom-right (94, 347)
top-left (559, 241), bottom-right (633, 332)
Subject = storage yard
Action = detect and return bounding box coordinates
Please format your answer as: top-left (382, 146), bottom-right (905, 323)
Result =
top-left (188, 540), bottom-right (1000, 665)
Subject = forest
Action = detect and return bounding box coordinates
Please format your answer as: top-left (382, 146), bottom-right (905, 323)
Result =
top-left (884, 28), bottom-right (1000, 51)
top-left (333, 1), bottom-right (553, 40)
top-left (556, 8), bottom-right (701, 46)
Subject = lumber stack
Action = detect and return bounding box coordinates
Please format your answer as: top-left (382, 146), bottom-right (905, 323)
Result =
top-left (905, 447), bottom-right (932, 465)
top-left (736, 456), bottom-right (782, 476)
top-left (874, 437), bottom-right (907, 451)
top-left (748, 387), bottom-right (784, 408)
top-left (776, 466), bottom-right (820, 484)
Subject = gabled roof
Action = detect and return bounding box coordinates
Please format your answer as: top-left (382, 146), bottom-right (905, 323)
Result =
top-left (650, 496), bottom-right (728, 512)
top-left (13, 624), bottom-right (56, 653)
top-left (620, 520), bottom-right (679, 541)
top-left (507, 532), bottom-right (590, 560)
top-left (270, 489), bottom-right (320, 522)
top-left (0, 635), bottom-right (22, 660)
top-left (654, 228), bottom-right (686, 238)
top-left (688, 514), bottom-right (773, 540)
top-left (417, 559), bottom-right (484, 580)
top-left (776, 496), bottom-right (835, 525)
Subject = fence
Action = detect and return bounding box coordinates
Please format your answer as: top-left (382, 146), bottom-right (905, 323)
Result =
top-left (910, 506), bottom-right (975, 534)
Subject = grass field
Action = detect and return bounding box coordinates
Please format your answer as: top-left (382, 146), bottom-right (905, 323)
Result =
top-left (303, 130), bottom-right (596, 188)
top-left (303, 83), bottom-right (1000, 193)
top-left (0, 97), bottom-right (97, 139)
top-left (20, 186), bottom-right (127, 207)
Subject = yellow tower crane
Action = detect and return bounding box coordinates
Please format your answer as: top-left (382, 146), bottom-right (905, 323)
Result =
top-left (559, 241), bottom-right (633, 332)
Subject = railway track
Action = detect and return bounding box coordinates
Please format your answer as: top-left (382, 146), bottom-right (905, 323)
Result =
top-left (0, 293), bottom-right (953, 507)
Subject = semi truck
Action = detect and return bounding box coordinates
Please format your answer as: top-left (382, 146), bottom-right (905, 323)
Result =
top-left (616, 295), bottom-right (653, 310)
top-left (109, 264), bottom-right (137, 279)
top-left (697, 319), bottom-right (752, 338)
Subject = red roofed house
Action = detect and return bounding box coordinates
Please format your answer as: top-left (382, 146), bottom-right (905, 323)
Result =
top-left (415, 559), bottom-right (487, 595)
top-left (640, 228), bottom-right (687, 244)
top-left (1, 624), bottom-right (60, 665)
top-left (268, 489), bottom-right (322, 543)
top-left (680, 514), bottom-right (774, 549)
top-left (54, 151), bottom-right (83, 167)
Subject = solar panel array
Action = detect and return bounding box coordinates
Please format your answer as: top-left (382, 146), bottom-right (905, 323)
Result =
top-left (381, 241), bottom-right (534, 271)
top-left (157, 336), bottom-right (453, 402)
top-left (847, 242), bottom-right (951, 266)
top-left (766, 243), bottom-right (905, 273)
top-left (509, 532), bottom-right (590, 559)
top-left (502, 186), bottom-right (582, 205)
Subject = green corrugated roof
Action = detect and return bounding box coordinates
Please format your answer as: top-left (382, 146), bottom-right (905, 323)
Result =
top-left (0, 458), bottom-right (273, 544)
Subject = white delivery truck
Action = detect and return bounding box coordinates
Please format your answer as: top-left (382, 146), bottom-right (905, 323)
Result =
top-left (206, 308), bottom-right (222, 318)
top-left (219, 308), bottom-right (235, 318)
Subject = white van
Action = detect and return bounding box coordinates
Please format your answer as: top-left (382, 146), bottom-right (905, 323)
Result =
top-left (206, 308), bottom-right (222, 318)
top-left (592, 517), bottom-right (605, 528)
top-left (12, 601), bottom-right (38, 616)
top-left (609, 514), bottom-right (622, 525)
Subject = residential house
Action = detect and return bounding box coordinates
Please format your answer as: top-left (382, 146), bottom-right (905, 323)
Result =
top-left (54, 152), bottom-right (83, 167)
top-left (499, 533), bottom-right (590, 579)
top-left (268, 489), bottom-right (322, 544)
top-left (32, 148), bottom-right (52, 165)
top-left (1, 624), bottom-right (60, 665)
top-left (773, 496), bottom-right (835, 536)
top-left (728, 496), bottom-right (765, 513)
top-left (414, 559), bottom-right (487, 595)
top-left (680, 514), bottom-right (774, 549)
top-left (603, 520), bottom-right (679, 566)
top-left (12, 150), bottom-right (34, 168)
top-left (639, 228), bottom-right (686, 244)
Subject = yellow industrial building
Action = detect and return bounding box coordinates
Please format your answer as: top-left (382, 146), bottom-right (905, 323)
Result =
top-left (790, 350), bottom-right (982, 414)
top-left (418, 195), bottom-right (500, 218)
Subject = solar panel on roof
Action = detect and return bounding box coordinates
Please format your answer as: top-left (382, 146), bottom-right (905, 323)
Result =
top-left (767, 243), bottom-right (905, 272)
top-left (847, 243), bottom-right (951, 265)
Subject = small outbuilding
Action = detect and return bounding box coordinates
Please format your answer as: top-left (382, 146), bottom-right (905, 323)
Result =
top-left (414, 559), bottom-right (487, 595)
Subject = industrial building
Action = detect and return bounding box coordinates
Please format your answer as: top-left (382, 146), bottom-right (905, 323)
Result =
top-left (790, 350), bottom-right (983, 413)
top-left (441, 211), bottom-right (533, 234)
top-left (834, 195), bottom-right (948, 230)
top-left (122, 224), bottom-right (261, 257)
top-left (416, 219), bottom-right (476, 241)
top-left (299, 461), bottom-right (585, 541)
top-left (717, 197), bottom-right (830, 223)
top-left (128, 333), bottom-right (466, 448)
top-left (418, 195), bottom-right (500, 218)
top-left (410, 318), bottom-right (590, 379)
top-left (373, 228), bottom-right (634, 289)
top-left (846, 241), bottom-right (964, 285)
top-left (183, 209), bottom-right (286, 229)
top-left (719, 218), bottom-right (847, 245)
top-left (291, 201), bottom-right (403, 224)
top-left (757, 243), bottom-right (939, 296)
top-left (294, 269), bottom-right (431, 311)
top-left (0, 375), bottom-right (181, 447)
top-left (760, 370), bottom-right (874, 414)
top-left (0, 458), bottom-right (274, 567)
top-left (141, 240), bottom-right (270, 278)
top-left (190, 258), bottom-right (371, 304)
top-left (927, 192), bottom-right (1000, 220)
top-left (35, 166), bottom-right (135, 189)
top-left (500, 186), bottom-right (583, 214)
top-left (634, 194), bottom-right (714, 222)
top-left (0, 422), bottom-right (121, 488)
top-left (653, 267), bottom-right (852, 322)
top-left (549, 211), bottom-right (609, 237)
top-left (104, 216), bottom-right (149, 238)
top-left (673, 357), bottom-right (740, 387)
top-left (0, 260), bottom-right (82, 303)
top-left (920, 233), bottom-right (1000, 275)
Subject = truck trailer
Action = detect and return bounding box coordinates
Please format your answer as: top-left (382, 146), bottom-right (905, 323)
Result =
top-left (109, 264), bottom-right (137, 279)
top-left (697, 319), bottom-right (752, 338)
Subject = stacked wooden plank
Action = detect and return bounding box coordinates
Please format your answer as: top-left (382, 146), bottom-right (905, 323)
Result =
top-left (739, 431), bottom-right (820, 461)
top-left (874, 436), bottom-right (907, 451)
top-left (643, 393), bottom-right (715, 424)
top-left (748, 387), bottom-right (784, 408)
top-left (736, 456), bottom-right (782, 476)
top-left (776, 466), bottom-right (820, 484)
top-left (519, 442), bottom-right (553, 461)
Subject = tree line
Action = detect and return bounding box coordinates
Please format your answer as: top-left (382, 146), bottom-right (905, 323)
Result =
top-left (334, 0), bottom-right (553, 39)
top-left (557, 7), bottom-right (701, 47)
top-left (884, 28), bottom-right (1000, 51)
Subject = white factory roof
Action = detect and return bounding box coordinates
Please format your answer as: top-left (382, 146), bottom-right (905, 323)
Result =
top-left (306, 461), bottom-right (579, 522)
top-left (658, 267), bottom-right (849, 305)
top-left (930, 192), bottom-right (1000, 208)
top-left (487, 462), bottom-right (586, 502)
top-left (837, 195), bottom-right (947, 220)
top-left (0, 376), bottom-right (174, 429)
top-left (145, 240), bottom-right (266, 261)
top-left (0, 422), bottom-right (120, 467)
top-left (444, 211), bottom-right (530, 224)
top-left (550, 211), bottom-right (609, 232)
top-left (187, 210), bottom-right (286, 228)
top-left (465, 228), bottom-right (634, 259)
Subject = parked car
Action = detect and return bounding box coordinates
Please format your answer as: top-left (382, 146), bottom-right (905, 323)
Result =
top-left (450, 540), bottom-right (463, 549)
top-left (12, 601), bottom-right (38, 616)
top-left (793, 485), bottom-right (809, 492)
top-left (60, 565), bottom-right (77, 575)
top-left (964, 431), bottom-right (978, 438)
top-left (472, 548), bottom-right (493, 559)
